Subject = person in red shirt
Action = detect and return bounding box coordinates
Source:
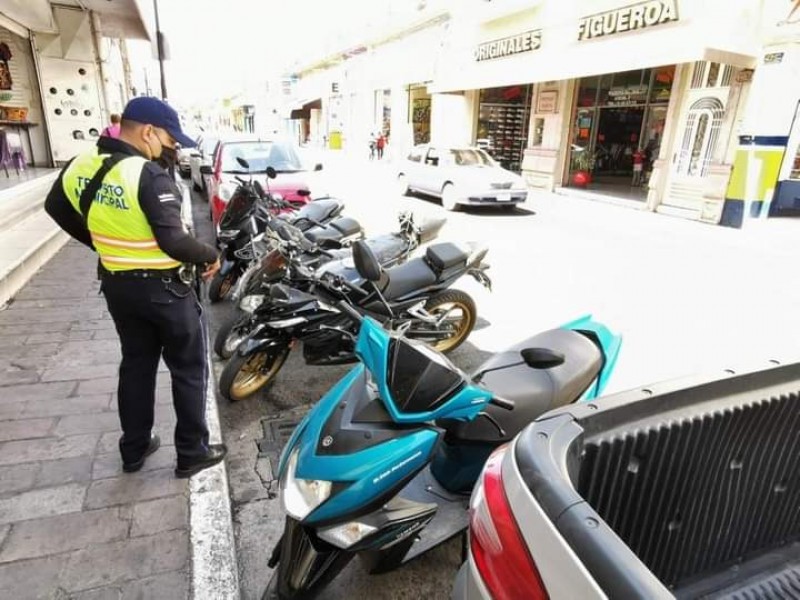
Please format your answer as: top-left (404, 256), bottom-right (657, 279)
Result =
top-left (376, 132), bottom-right (386, 160)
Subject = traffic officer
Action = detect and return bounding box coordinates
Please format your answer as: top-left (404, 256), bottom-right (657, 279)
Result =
top-left (45, 97), bottom-right (227, 478)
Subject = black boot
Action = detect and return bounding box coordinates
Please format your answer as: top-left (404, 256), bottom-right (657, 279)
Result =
top-left (122, 434), bottom-right (161, 473)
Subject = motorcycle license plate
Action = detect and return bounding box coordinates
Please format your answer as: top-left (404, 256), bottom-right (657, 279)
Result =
top-left (497, 192), bottom-right (511, 201)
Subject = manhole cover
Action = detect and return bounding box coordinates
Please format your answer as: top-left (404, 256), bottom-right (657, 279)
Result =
top-left (257, 407), bottom-right (309, 465)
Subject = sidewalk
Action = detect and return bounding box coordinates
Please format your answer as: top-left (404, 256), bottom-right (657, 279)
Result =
top-left (0, 241), bottom-right (237, 599)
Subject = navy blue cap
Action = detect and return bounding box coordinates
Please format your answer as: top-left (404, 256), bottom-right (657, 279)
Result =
top-left (121, 96), bottom-right (196, 148)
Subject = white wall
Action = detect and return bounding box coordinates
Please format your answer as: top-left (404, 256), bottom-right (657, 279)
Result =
top-left (430, 90), bottom-right (477, 146)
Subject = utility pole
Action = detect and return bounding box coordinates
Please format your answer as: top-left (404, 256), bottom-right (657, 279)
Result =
top-left (153, 0), bottom-right (167, 100)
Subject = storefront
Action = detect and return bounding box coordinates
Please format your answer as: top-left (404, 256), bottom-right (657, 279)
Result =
top-left (431, 0), bottom-right (761, 223)
top-left (0, 22), bottom-right (47, 167)
top-left (568, 66), bottom-right (674, 198)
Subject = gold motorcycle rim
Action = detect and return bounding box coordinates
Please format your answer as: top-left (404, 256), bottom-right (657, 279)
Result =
top-left (428, 300), bottom-right (472, 353)
top-left (230, 350), bottom-right (285, 400)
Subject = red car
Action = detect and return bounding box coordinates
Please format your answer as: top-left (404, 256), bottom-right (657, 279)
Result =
top-left (202, 136), bottom-right (323, 227)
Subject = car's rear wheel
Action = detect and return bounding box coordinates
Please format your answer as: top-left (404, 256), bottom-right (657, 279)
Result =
top-left (396, 174), bottom-right (409, 197)
top-left (441, 184), bottom-right (460, 212)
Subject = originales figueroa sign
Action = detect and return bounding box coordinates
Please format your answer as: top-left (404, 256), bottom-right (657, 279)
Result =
top-left (475, 30), bottom-right (542, 62)
top-left (578, 0), bottom-right (679, 41)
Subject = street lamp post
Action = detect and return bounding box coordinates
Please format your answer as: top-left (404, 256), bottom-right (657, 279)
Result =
top-left (153, 0), bottom-right (168, 100)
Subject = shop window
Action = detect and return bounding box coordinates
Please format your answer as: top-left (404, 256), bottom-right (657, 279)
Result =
top-left (649, 66), bottom-right (675, 103)
top-left (477, 84), bottom-right (532, 171)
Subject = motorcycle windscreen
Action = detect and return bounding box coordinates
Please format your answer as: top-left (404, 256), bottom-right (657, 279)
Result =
top-left (387, 338), bottom-right (464, 414)
top-left (219, 190), bottom-right (256, 230)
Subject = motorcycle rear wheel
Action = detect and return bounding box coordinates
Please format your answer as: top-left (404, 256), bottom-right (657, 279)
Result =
top-left (411, 289), bottom-right (476, 354)
top-left (208, 271), bottom-right (237, 303)
top-left (213, 309), bottom-right (252, 359)
top-left (219, 345), bottom-right (290, 401)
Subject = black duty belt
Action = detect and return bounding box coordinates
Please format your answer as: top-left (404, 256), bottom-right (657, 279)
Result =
top-left (100, 265), bottom-right (195, 284)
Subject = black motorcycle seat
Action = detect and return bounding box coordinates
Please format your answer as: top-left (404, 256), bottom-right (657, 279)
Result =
top-left (329, 217), bottom-right (362, 238)
top-left (426, 243), bottom-right (469, 273)
top-left (381, 257), bottom-right (438, 301)
top-left (304, 217), bottom-right (361, 248)
top-left (437, 328), bottom-right (603, 445)
top-left (290, 199), bottom-right (342, 226)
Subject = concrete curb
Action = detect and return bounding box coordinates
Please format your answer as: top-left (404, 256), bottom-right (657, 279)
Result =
top-left (181, 181), bottom-right (241, 599)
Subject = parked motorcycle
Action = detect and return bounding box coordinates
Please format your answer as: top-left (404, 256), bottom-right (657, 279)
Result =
top-left (217, 236), bottom-right (491, 401)
top-left (263, 302), bottom-right (622, 599)
top-left (209, 165), bottom-right (363, 303)
top-left (213, 211), bottom-right (446, 359)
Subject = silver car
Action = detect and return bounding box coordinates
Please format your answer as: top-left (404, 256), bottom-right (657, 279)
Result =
top-left (189, 134), bottom-right (219, 195)
top-left (397, 145), bottom-right (528, 211)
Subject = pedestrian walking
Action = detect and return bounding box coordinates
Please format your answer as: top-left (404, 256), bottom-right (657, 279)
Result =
top-left (632, 147), bottom-right (644, 187)
top-left (44, 97), bottom-right (227, 478)
top-left (368, 132), bottom-right (376, 160)
top-left (376, 132), bottom-right (386, 160)
top-left (101, 113), bottom-right (121, 139)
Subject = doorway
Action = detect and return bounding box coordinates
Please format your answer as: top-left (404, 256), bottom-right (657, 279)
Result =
top-left (567, 66), bottom-right (675, 201)
top-left (593, 107), bottom-right (645, 178)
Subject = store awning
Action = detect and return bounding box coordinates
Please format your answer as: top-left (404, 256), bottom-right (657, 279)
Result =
top-left (0, 0), bottom-right (154, 40)
top-left (288, 98), bottom-right (322, 120)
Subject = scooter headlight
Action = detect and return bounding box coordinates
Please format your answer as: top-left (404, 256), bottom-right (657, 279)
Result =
top-left (239, 294), bottom-right (265, 313)
top-left (318, 520), bottom-right (377, 549)
top-left (281, 447), bottom-right (332, 520)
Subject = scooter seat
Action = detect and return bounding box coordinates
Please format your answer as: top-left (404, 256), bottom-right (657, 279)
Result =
top-left (437, 328), bottom-right (603, 445)
top-left (381, 257), bottom-right (438, 301)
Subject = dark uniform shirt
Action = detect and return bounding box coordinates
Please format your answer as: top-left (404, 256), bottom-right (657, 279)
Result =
top-left (45, 136), bottom-right (218, 266)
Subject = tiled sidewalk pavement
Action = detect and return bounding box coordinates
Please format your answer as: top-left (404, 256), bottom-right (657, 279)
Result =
top-left (0, 242), bottom-right (190, 599)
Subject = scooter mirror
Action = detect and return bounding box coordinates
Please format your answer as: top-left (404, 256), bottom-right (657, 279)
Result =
top-left (266, 166), bottom-right (277, 179)
top-left (520, 347), bottom-right (565, 369)
top-left (236, 156), bottom-right (251, 170)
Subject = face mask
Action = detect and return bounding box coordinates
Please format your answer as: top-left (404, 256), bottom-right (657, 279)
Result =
top-left (157, 145), bottom-right (178, 171)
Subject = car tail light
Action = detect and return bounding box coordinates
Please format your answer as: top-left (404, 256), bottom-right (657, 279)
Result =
top-left (469, 445), bottom-right (548, 600)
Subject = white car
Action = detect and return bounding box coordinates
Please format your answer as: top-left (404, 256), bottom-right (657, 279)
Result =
top-left (397, 145), bottom-right (528, 211)
top-left (189, 134), bottom-right (219, 196)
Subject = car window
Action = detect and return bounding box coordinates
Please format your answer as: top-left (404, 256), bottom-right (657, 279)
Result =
top-left (408, 147), bottom-right (423, 162)
top-left (200, 137), bottom-right (219, 155)
top-left (425, 148), bottom-right (440, 167)
top-left (449, 149), bottom-right (496, 166)
top-left (220, 141), bottom-right (304, 173)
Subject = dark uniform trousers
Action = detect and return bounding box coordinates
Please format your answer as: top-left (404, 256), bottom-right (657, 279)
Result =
top-left (101, 274), bottom-right (209, 464)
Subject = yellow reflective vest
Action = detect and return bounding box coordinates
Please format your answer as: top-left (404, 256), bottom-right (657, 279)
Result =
top-left (62, 148), bottom-right (181, 272)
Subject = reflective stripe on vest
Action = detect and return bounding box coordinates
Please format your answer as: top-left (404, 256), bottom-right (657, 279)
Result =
top-left (62, 148), bottom-right (181, 271)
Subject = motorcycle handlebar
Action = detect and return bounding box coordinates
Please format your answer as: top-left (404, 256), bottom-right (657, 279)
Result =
top-left (490, 396), bottom-right (515, 411)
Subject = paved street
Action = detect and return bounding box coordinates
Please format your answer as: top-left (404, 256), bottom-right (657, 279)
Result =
top-left (0, 244), bottom-right (191, 599)
top-left (193, 151), bottom-right (800, 599)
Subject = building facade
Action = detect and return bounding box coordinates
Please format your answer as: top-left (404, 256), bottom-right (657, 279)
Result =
top-left (0, 0), bottom-right (153, 167)
top-left (289, 0), bottom-right (800, 227)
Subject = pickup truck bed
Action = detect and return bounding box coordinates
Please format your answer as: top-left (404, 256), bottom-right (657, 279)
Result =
top-left (516, 360), bottom-right (800, 599)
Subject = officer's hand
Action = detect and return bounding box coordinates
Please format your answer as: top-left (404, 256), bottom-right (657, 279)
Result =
top-left (201, 258), bottom-right (221, 281)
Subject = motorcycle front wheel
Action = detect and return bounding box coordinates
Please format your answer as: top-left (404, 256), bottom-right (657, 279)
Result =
top-left (213, 309), bottom-right (253, 359)
top-left (218, 344), bottom-right (290, 401)
top-left (208, 271), bottom-right (238, 303)
top-left (407, 289), bottom-right (476, 354)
